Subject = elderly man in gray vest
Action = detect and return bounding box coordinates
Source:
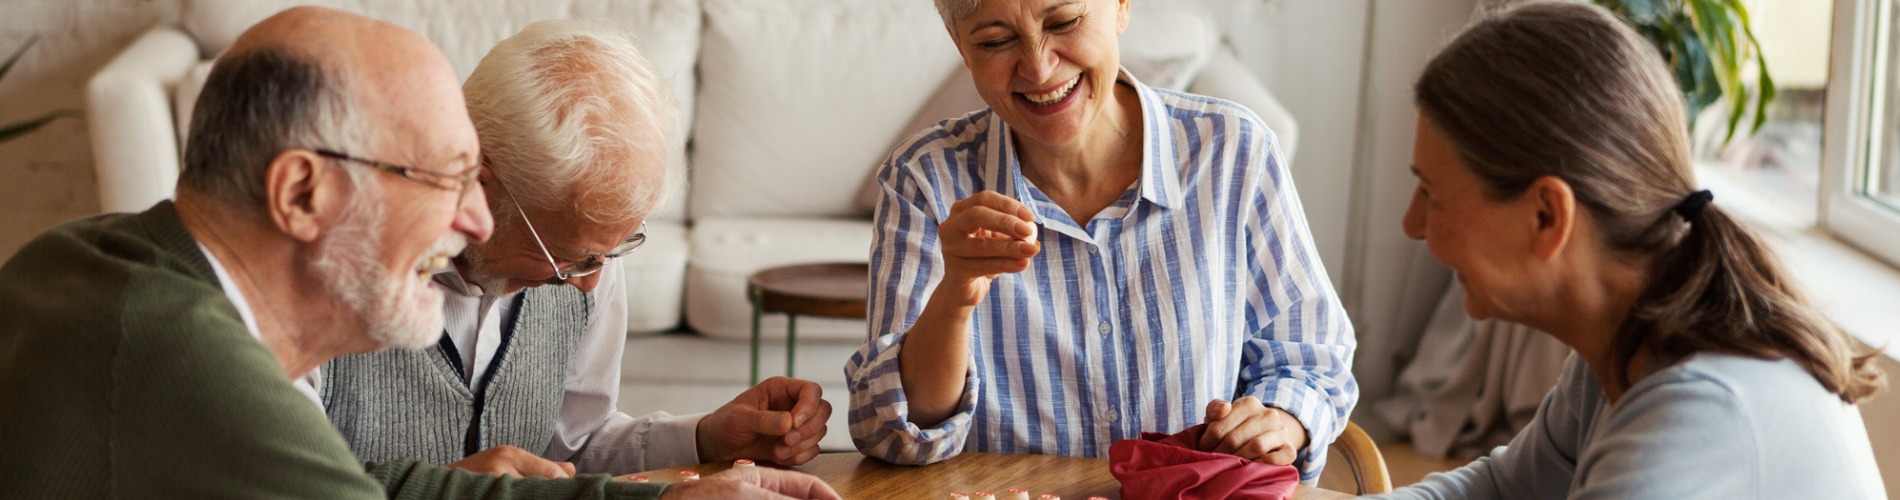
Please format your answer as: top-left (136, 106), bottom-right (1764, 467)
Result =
top-left (318, 20), bottom-right (833, 477)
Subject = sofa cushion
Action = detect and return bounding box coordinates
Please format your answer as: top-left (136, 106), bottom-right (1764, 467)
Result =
top-left (685, 217), bottom-right (877, 341)
top-left (177, 0), bottom-right (700, 220)
top-left (690, 0), bottom-right (963, 219)
top-left (619, 220), bottom-right (689, 334)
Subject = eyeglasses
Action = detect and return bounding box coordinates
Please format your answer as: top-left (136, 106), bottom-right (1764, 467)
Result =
top-left (494, 176), bottom-right (647, 280)
top-left (314, 149), bottom-right (479, 203)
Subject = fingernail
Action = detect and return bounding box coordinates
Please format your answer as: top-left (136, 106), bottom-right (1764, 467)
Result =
top-left (788, 430), bottom-right (803, 442)
top-left (795, 412), bottom-right (810, 426)
top-left (775, 445), bottom-right (791, 458)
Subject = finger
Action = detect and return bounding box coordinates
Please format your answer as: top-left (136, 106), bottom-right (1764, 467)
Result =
top-left (754, 468), bottom-right (842, 500)
top-left (520, 455), bottom-right (573, 479)
top-left (1265, 442), bottom-right (1299, 466)
top-left (943, 234), bottom-right (1040, 259)
top-left (788, 380), bottom-right (823, 426)
top-left (1205, 399), bottom-right (1232, 422)
top-left (955, 256), bottom-right (1034, 276)
top-left (558, 461), bottom-right (577, 478)
top-left (944, 203), bottom-right (1035, 241)
top-left (746, 407), bottom-right (794, 436)
top-left (1199, 407), bottom-right (1237, 451)
top-left (1217, 417), bottom-right (1277, 456)
top-left (786, 398), bottom-right (831, 446)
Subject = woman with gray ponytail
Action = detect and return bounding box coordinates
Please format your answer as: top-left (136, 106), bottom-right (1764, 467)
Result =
top-left (1373, 3), bottom-right (1886, 498)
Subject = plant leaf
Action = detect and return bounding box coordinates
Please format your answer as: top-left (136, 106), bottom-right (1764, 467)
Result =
top-left (0, 34), bottom-right (40, 82)
top-left (0, 110), bottom-right (78, 144)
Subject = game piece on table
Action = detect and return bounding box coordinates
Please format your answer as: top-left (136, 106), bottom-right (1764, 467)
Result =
top-left (948, 493), bottom-right (970, 499)
top-left (973, 491), bottom-right (997, 500)
top-left (678, 470), bottom-right (700, 481)
top-left (734, 459), bottom-right (755, 467)
top-left (622, 474), bottom-right (649, 483)
top-left (1005, 487), bottom-right (1031, 500)
top-left (1038, 495), bottom-right (1061, 500)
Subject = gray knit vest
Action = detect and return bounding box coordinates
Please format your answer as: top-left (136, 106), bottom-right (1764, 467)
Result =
top-left (320, 285), bottom-right (590, 465)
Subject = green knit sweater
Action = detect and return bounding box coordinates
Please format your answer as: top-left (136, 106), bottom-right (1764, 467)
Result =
top-left (0, 202), bottom-right (666, 499)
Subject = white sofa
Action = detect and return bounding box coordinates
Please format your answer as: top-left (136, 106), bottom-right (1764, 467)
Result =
top-left (86, 0), bottom-right (1299, 452)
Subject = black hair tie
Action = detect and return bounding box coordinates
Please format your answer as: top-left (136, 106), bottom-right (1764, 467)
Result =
top-left (1672, 189), bottom-right (1713, 220)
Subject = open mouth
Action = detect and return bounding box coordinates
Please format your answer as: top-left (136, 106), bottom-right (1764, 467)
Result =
top-left (413, 236), bottom-right (468, 282)
top-left (1019, 75), bottom-right (1081, 107)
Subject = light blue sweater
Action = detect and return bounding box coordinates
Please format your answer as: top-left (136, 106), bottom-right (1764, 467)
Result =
top-left (1371, 353), bottom-right (1885, 499)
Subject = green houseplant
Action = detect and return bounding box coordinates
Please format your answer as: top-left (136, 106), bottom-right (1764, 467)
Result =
top-left (1592, 0), bottom-right (1777, 145)
top-left (0, 35), bottom-right (80, 145)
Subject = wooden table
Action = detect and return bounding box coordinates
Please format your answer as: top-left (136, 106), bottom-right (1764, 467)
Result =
top-left (747, 262), bottom-right (870, 384)
top-left (629, 452), bottom-right (1355, 499)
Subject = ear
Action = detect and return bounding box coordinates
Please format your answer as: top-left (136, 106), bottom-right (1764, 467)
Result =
top-left (263, 149), bottom-right (346, 243)
top-left (1526, 175), bottom-right (1576, 262)
top-left (1115, 0), bottom-right (1131, 34)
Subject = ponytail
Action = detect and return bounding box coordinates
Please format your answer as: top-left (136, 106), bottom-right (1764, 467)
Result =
top-left (1614, 206), bottom-right (1885, 403)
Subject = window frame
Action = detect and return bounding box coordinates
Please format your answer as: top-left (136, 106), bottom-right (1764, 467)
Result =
top-left (1822, 0), bottom-right (1900, 268)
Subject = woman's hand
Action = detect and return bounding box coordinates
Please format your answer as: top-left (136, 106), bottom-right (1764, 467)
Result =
top-left (935, 191), bottom-right (1040, 307)
top-left (1198, 397), bottom-right (1309, 465)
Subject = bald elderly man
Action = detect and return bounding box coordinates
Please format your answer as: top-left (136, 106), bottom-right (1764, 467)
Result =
top-left (0, 7), bottom-right (833, 499)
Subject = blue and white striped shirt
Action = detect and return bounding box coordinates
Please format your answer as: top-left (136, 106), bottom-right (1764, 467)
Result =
top-left (845, 71), bottom-right (1357, 481)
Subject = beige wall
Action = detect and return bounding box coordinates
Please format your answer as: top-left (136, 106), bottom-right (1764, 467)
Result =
top-left (0, 0), bottom-right (179, 259)
top-left (1861, 353), bottom-right (1900, 494)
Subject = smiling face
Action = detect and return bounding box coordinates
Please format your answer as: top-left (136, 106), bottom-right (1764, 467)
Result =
top-left (337, 25), bottom-right (489, 349)
top-left (950, 0), bottom-right (1129, 148)
top-left (1402, 115), bottom-right (1545, 322)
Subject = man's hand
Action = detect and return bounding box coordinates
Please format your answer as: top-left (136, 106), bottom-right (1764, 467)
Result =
top-left (658, 466), bottom-right (840, 500)
top-left (1197, 397), bottom-right (1309, 465)
top-left (697, 376), bottom-right (832, 465)
top-left (445, 445), bottom-right (576, 478)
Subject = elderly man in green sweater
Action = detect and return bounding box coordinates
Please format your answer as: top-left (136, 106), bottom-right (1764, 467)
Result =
top-left (0, 6), bottom-right (835, 499)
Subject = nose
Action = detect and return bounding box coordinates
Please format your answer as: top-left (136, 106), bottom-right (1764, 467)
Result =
top-left (569, 272), bottom-right (604, 293)
top-left (454, 182), bottom-right (496, 244)
top-left (1402, 187), bottom-right (1426, 241)
top-left (1016, 37), bottom-right (1059, 83)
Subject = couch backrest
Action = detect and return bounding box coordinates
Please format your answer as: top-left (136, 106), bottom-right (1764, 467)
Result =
top-left (176, 0), bottom-right (701, 220)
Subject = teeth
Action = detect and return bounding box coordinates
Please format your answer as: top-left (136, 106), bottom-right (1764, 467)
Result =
top-left (1024, 76), bottom-right (1080, 106)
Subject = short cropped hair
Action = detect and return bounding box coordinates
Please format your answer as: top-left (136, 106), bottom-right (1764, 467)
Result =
top-left (463, 20), bottom-right (681, 226)
top-left (179, 47), bottom-right (372, 209)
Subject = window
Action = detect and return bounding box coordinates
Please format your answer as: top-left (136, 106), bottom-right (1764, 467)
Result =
top-left (1823, 0), bottom-right (1900, 267)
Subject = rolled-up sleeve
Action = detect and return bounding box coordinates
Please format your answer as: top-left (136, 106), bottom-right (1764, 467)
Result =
top-left (1236, 127), bottom-right (1359, 482)
top-left (844, 146), bottom-right (982, 465)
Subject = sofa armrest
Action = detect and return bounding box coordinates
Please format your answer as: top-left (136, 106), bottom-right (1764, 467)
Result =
top-left (1189, 46), bottom-right (1300, 164)
top-left (87, 25), bottom-right (200, 214)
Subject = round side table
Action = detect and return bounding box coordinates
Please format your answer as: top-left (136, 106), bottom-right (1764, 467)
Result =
top-left (747, 262), bottom-right (869, 384)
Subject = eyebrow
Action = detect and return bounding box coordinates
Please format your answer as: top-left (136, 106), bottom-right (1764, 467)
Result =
top-left (966, 0), bottom-right (1083, 36)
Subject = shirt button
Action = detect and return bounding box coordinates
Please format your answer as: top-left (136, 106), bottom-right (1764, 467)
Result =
top-left (1088, 246), bottom-right (1099, 254)
top-left (1102, 409), bottom-right (1119, 423)
top-left (1097, 322), bottom-right (1110, 335)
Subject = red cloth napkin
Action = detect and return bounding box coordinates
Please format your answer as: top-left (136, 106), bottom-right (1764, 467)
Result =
top-left (1108, 424), bottom-right (1300, 500)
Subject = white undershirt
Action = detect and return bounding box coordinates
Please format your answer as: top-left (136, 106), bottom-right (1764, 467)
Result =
top-left (197, 243), bottom-right (325, 409)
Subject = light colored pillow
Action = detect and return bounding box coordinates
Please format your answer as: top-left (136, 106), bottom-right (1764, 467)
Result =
top-left (852, 0), bottom-right (1219, 214)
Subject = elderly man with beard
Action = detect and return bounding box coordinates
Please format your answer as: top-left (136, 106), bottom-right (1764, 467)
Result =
top-left (0, 7), bottom-right (836, 500)
top-left (319, 20), bottom-right (833, 478)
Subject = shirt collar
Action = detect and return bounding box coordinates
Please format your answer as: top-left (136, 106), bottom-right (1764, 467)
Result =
top-left (197, 242), bottom-right (263, 343)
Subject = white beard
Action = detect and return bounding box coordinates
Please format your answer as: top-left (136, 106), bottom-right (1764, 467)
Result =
top-left (308, 187), bottom-right (458, 351)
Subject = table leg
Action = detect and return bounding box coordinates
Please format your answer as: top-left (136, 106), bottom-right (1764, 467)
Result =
top-left (750, 286), bottom-right (763, 386)
top-left (786, 314), bottom-right (797, 379)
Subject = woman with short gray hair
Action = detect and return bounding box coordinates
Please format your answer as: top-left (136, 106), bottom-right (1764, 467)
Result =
top-left (844, 0), bottom-right (1357, 480)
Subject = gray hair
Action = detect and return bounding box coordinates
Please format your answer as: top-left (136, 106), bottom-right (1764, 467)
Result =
top-left (180, 47), bottom-right (377, 209)
top-left (463, 20), bottom-right (681, 226)
top-left (934, 0), bottom-right (980, 33)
